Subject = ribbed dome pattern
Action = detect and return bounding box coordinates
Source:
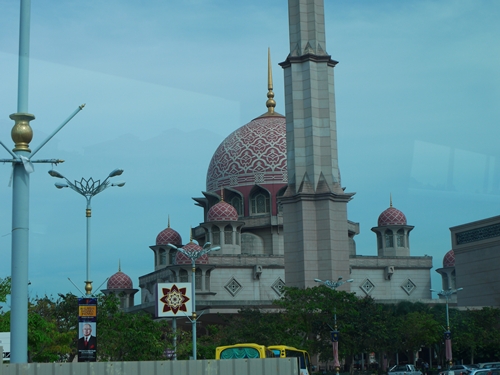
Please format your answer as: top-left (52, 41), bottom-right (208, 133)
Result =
top-left (378, 207), bottom-right (407, 226)
top-left (443, 250), bottom-right (455, 268)
top-left (107, 271), bottom-right (133, 289)
top-left (156, 227), bottom-right (182, 246)
top-left (207, 201), bottom-right (238, 221)
top-left (206, 115), bottom-right (287, 192)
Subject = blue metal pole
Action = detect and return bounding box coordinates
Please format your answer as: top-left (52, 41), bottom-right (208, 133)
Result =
top-left (10, 156), bottom-right (29, 364)
top-left (85, 198), bottom-right (92, 295)
top-left (10, 0), bottom-right (32, 363)
top-left (191, 260), bottom-right (197, 360)
top-left (17, 0), bottom-right (31, 113)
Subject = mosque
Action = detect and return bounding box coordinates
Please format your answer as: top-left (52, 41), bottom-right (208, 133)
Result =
top-left (102, 0), bottom-right (436, 316)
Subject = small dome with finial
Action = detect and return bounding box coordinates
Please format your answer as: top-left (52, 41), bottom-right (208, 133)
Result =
top-left (107, 261), bottom-right (133, 289)
top-left (377, 195), bottom-right (407, 226)
top-left (156, 216), bottom-right (182, 245)
top-left (207, 189), bottom-right (239, 221)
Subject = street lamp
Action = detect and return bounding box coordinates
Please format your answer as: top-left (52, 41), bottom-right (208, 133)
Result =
top-left (430, 287), bottom-right (463, 368)
top-left (48, 168), bottom-right (125, 295)
top-left (315, 277), bottom-right (354, 290)
top-left (315, 277), bottom-right (353, 375)
top-left (166, 241), bottom-right (220, 360)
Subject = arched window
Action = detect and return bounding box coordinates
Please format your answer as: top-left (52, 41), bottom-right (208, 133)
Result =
top-left (168, 249), bottom-right (176, 265)
top-left (224, 225), bottom-right (232, 244)
top-left (377, 235), bottom-right (383, 250)
top-left (230, 195), bottom-right (243, 216)
top-left (384, 230), bottom-right (393, 247)
top-left (397, 229), bottom-right (405, 247)
top-left (179, 269), bottom-right (188, 282)
top-left (159, 249), bottom-right (167, 265)
top-left (250, 190), bottom-right (270, 215)
top-left (205, 270), bottom-right (211, 290)
top-left (212, 226), bottom-right (220, 245)
top-left (195, 268), bottom-right (202, 290)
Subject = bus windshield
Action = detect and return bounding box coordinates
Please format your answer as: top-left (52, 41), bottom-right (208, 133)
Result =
top-left (215, 343), bottom-right (271, 360)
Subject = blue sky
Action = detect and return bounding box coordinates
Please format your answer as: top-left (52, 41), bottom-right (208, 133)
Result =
top-left (0, 0), bottom-right (499, 304)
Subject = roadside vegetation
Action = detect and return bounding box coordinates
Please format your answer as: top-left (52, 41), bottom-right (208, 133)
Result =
top-left (0, 278), bottom-right (498, 363)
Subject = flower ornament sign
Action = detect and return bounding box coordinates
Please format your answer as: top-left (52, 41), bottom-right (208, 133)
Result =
top-left (156, 283), bottom-right (192, 318)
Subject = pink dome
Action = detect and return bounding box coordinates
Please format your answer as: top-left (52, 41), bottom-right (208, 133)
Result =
top-left (156, 226), bottom-right (182, 246)
top-left (378, 207), bottom-right (407, 226)
top-left (107, 271), bottom-right (133, 289)
top-left (443, 250), bottom-right (455, 268)
top-left (175, 242), bottom-right (209, 265)
top-left (207, 201), bottom-right (238, 221)
top-left (206, 115), bottom-right (287, 192)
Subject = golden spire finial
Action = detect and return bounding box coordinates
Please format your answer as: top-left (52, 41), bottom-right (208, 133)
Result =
top-left (390, 194), bottom-right (393, 207)
top-left (221, 187), bottom-right (224, 202)
top-left (265, 47), bottom-right (276, 115)
top-left (168, 215), bottom-right (171, 228)
top-left (190, 227), bottom-right (193, 243)
top-left (118, 259), bottom-right (121, 272)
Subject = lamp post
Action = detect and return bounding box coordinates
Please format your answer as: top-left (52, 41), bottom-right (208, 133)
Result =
top-left (48, 169), bottom-right (125, 295)
top-left (430, 287), bottom-right (463, 368)
top-left (315, 277), bottom-right (353, 375)
top-left (166, 241), bottom-right (220, 360)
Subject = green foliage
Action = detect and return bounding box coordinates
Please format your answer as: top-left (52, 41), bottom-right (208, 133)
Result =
top-left (97, 310), bottom-right (169, 361)
top-left (24, 293), bottom-right (176, 362)
top-left (5, 285), bottom-right (500, 364)
top-left (214, 308), bottom-right (293, 347)
top-left (0, 276), bottom-right (11, 303)
top-left (275, 285), bottom-right (361, 361)
top-left (397, 311), bottom-right (441, 355)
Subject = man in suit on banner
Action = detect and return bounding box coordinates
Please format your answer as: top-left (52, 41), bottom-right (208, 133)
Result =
top-left (78, 323), bottom-right (97, 352)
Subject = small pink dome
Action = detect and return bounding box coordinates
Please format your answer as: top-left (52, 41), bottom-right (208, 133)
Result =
top-left (156, 226), bottom-right (182, 246)
top-left (207, 201), bottom-right (238, 221)
top-left (378, 207), bottom-right (407, 226)
top-left (443, 250), bottom-right (455, 268)
top-left (175, 242), bottom-right (209, 265)
top-left (107, 271), bottom-right (133, 289)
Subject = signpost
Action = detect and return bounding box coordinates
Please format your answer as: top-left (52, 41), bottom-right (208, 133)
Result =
top-left (77, 298), bottom-right (97, 362)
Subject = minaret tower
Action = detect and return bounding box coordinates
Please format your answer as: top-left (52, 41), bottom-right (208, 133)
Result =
top-left (280, 0), bottom-right (354, 288)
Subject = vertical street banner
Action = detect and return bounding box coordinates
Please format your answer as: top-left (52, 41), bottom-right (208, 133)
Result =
top-left (155, 283), bottom-right (192, 318)
top-left (78, 298), bottom-right (97, 362)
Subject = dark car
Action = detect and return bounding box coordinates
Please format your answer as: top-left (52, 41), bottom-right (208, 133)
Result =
top-left (466, 369), bottom-right (500, 375)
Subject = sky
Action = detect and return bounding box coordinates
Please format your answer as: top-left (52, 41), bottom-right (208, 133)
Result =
top-left (0, 0), bottom-right (499, 306)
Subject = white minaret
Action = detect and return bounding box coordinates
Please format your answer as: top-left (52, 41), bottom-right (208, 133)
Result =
top-left (280, 0), bottom-right (354, 288)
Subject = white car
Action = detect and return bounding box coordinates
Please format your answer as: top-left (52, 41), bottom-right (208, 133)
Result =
top-left (389, 364), bottom-right (423, 375)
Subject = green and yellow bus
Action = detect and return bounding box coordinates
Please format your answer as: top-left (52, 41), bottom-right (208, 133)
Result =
top-left (216, 343), bottom-right (311, 375)
top-left (268, 345), bottom-right (312, 375)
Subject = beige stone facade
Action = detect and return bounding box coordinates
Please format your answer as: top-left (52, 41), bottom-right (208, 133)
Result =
top-left (449, 215), bottom-right (500, 307)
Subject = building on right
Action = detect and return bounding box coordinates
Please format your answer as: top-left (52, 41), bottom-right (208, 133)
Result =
top-left (444, 215), bottom-right (500, 307)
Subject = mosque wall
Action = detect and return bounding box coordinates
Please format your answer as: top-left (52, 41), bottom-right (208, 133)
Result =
top-left (350, 265), bottom-right (432, 300)
top-left (203, 266), bottom-right (285, 304)
top-left (451, 215), bottom-right (500, 307)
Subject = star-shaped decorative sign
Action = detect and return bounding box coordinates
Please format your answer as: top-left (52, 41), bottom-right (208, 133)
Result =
top-left (159, 284), bottom-right (190, 315)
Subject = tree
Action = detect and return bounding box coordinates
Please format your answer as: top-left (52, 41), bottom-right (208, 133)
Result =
top-left (396, 311), bottom-right (441, 364)
top-left (275, 286), bottom-right (361, 364)
top-left (0, 276), bottom-right (11, 303)
top-left (23, 293), bottom-right (178, 362)
top-left (97, 309), bottom-right (172, 361)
